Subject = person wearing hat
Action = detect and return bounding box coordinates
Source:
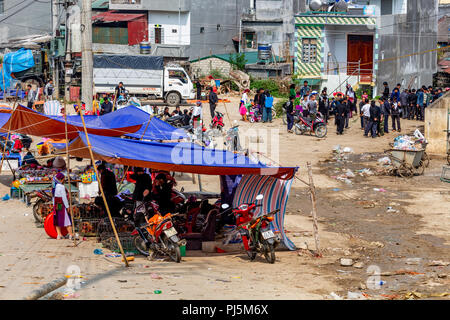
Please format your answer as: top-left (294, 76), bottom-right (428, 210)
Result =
top-left (192, 100), bottom-right (203, 128)
top-left (208, 86), bottom-right (218, 119)
top-left (52, 156), bottom-right (67, 170)
top-left (52, 172), bottom-right (74, 240)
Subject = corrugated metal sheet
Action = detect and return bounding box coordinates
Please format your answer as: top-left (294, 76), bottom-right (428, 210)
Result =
top-left (93, 26), bottom-right (128, 45)
top-left (128, 17), bottom-right (148, 45)
top-left (92, 11), bottom-right (146, 22)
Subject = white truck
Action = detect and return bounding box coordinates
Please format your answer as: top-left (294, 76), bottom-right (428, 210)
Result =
top-left (93, 54), bottom-right (195, 106)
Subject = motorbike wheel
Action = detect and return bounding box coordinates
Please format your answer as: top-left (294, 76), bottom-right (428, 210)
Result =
top-left (164, 236), bottom-right (181, 263)
top-left (249, 117), bottom-right (255, 123)
top-left (133, 234), bottom-right (150, 257)
top-left (247, 249), bottom-right (257, 261)
top-left (314, 124), bottom-right (327, 138)
top-left (294, 125), bottom-right (302, 135)
top-left (263, 242), bottom-right (276, 264)
top-left (271, 108), bottom-right (277, 119)
top-left (32, 199), bottom-right (46, 223)
top-left (282, 114), bottom-right (287, 125)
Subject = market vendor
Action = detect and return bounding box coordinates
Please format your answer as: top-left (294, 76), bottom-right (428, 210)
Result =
top-left (52, 156), bottom-right (66, 170)
top-left (52, 172), bottom-right (75, 240)
top-left (94, 164), bottom-right (121, 217)
top-left (152, 173), bottom-right (175, 214)
top-left (131, 167), bottom-right (152, 202)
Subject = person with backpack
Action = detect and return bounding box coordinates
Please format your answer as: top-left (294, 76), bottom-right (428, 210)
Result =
top-left (263, 91), bottom-right (273, 123)
top-left (285, 96), bottom-right (295, 133)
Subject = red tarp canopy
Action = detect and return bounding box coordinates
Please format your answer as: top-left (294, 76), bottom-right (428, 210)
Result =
top-left (0, 105), bottom-right (143, 140)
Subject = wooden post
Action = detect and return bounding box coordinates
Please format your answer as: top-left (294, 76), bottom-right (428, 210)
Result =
top-left (307, 162), bottom-right (320, 255)
top-left (191, 173), bottom-right (196, 184)
top-left (198, 174), bottom-right (202, 191)
top-left (1, 64), bottom-right (5, 102)
top-left (0, 85), bottom-right (20, 174)
top-left (77, 105), bottom-right (130, 267)
top-left (63, 98), bottom-right (76, 245)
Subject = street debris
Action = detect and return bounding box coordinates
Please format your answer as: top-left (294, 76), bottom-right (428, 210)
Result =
top-left (428, 260), bottom-right (450, 267)
top-left (340, 258), bottom-right (354, 266)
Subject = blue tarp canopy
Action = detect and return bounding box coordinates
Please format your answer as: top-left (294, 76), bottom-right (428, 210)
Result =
top-left (68, 133), bottom-right (297, 179)
top-left (0, 48), bottom-right (35, 91)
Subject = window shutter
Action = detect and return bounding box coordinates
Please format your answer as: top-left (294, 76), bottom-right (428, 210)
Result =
top-left (160, 27), bottom-right (165, 44)
top-left (150, 28), bottom-right (155, 44)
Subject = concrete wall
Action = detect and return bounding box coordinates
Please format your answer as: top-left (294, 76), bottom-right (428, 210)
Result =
top-left (190, 57), bottom-right (233, 78)
top-left (0, 0), bottom-right (52, 43)
top-left (377, 0), bottom-right (438, 94)
top-left (148, 11), bottom-right (191, 45)
top-left (425, 95), bottom-right (449, 155)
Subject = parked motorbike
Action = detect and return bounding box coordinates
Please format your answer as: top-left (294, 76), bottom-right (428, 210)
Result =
top-left (210, 111), bottom-right (224, 132)
top-left (130, 201), bottom-right (185, 262)
top-left (116, 91), bottom-right (142, 109)
top-left (293, 112), bottom-right (327, 138)
top-left (221, 194), bottom-right (280, 263)
top-left (165, 114), bottom-right (185, 128)
top-left (224, 121), bottom-right (245, 153)
top-left (31, 189), bottom-right (53, 223)
top-left (186, 122), bottom-right (213, 148)
top-left (248, 106), bottom-right (262, 123)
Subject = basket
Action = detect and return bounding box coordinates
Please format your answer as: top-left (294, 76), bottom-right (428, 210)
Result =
top-left (441, 165), bottom-right (450, 183)
top-left (75, 218), bottom-right (102, 237)
top-left (100, 232), bottom-right (139, 255)
top-left (10, 187), bottom-right (20, 199)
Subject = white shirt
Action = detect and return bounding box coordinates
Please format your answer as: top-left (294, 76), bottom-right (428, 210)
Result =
top-left (53, 183), bottom-right (69, 208)
top-left (241, 92), bottom-right (249, 105)
top-left (361, 104), bottom-right (371, 117)
top-left (192, 105), bottom-right (202, 117)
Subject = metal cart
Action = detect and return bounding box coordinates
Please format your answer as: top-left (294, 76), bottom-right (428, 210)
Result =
top-left (386, 148), bottom-right (426, 178)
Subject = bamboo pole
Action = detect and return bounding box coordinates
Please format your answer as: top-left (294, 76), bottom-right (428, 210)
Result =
top-left (307, 162), bottom-right (320, 255)
top-left (0, 85), bottom-right (20, 175)
top-left (1, 64), bottom-right (5, 103)
top-left (77, 104), bottom-right (130, 267)
top-left (63, 99), bottom-right (76, 245)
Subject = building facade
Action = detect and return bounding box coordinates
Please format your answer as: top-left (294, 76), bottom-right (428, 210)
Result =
top-left (294, 0), bottom-right (438, 96)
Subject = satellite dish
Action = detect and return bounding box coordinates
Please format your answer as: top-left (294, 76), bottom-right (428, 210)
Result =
top-left (309, 0), bottom-right (323, 11)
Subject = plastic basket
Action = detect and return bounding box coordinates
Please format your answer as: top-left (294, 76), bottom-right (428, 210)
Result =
top-left (76, 218), bottom-right (102, 237)
top-left (100, 232), bottom-right (139, 255)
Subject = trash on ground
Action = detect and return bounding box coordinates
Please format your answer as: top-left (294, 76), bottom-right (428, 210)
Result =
top-left (386, 207), bottom-right (400, 213)
top-left (405, 258), bottom-right (422, 265)
top-left (151, 273), bottom-right (162, 279)
top-left (93, 249), bottom-right (103, 255)
top-left (328, 292), bottom-right (343, 300)
top-left (381, 270), bottom-right (425, 276)
top-left (105, 253), bottom-right (121, 258)
top-left (340, 258), bottom-right (354, 266)
top-left (428, 260), bottom-right (450, 267)
top-left (353, 262), bottom-right (364, 269)
top-left (343, 147), bottom-right (353, 153)
top-left (347, 291), bottom-right (367, 300)
top-left (377, 157), bottom-right (391, 165)
top-left (154, 290), bottom-right (162, 294)
top-left (2, 194), bottom-right (10, 201)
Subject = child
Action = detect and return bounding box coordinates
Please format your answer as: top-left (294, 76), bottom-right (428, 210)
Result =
top-left (239, 102), bottom-right (248, 121)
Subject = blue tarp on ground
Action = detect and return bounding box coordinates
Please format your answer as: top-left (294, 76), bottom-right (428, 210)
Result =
top-left (68, 133), bottom-right (297, 180)
top-left (0, 48), bottom-right (35, 91)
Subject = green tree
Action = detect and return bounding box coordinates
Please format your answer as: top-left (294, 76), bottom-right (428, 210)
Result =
top-left (229, 53), bottom-right (247, 71)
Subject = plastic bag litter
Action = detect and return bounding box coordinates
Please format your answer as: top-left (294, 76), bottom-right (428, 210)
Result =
top-left (378, 157), bottom-right (391, 165)
top-left (343, 147), bottom-right (353, 153)
top-left (345, 169), bottom-right (355, 178)
top-left (333, 145), bottom-right (341, 152)
top-left (347, 291), bottom-right (367, 300)
top-left (328, 292), bottom-right (343, 300)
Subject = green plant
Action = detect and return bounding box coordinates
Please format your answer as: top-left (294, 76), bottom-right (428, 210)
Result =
top-left (209, 69), bottom-right (225, 79)
top-left (250, 79), bottom-right (287, 98)
top-left (229, 53), bottom-right (247, 71)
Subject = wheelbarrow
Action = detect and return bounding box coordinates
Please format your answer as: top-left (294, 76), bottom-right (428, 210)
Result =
top-left (385, 148), bottom-right (425, 178)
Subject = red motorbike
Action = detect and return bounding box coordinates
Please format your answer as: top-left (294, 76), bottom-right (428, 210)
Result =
top-left (293, 111), bottom-right (327, 138)
top-left (31, 190), bottom-right (53, 223)
top-left (221, 194), bottom-right (280, 263)
top-left (210, 111), bottom-right (224, 131)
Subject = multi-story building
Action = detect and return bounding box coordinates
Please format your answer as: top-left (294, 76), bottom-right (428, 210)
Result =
top-left (294, 0), bottom-right (438, 96)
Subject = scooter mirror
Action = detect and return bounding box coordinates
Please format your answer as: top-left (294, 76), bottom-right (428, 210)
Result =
top-left (256, 194), bottom-right (264, 201)
top-left (221, 203), bottom-right (230, 210)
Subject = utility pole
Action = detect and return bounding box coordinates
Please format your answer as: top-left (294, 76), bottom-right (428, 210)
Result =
top-left (52, 0), bottom-right (59, 99)
top-left (64, 1), bottom-right (71, 102)
top-left (81, 0), bottom-right (93, 110)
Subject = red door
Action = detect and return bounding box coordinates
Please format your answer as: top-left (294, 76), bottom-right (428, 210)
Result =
top-left (347, 35), bottom-right (373, 81)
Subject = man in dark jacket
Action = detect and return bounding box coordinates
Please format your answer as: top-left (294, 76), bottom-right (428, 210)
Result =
top-left (285, 96), bottom-right (295, 133)
top-left (335, 94), bottom-right (346, 135)
top-left (407, 89), bottom-right (418, 120)
top-left (382, 82), bottom-right (390, 100)
top-left (380, 97), bottom-right (391, 133)
top-left (400, 89), bottom-right (409, 119)
top-left (366, 101), bottom-right (380, 138)
top-left (100, 97), bottom-right (113, 115)
top-left (318, 89), bottom-right (329, 123)
top-left (131, 167), bottom-right (152, 202)
top-left (208, 87), bottom-right (218, 119)
top-left (96, 164), bottom-right (120, 217)
top-left (152, 173), bottom-right (175, 214)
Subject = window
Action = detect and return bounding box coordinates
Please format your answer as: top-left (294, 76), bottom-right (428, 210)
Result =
top-left (172, 29), bottom-right (177, 33)
top-left (0, 0), bottom-right (4, 14)
top-left (244, 32), bottom-right (256, 49)
top-left (217, 24), bottom-right (221, 31)
top-left (155, 27), bottom-right (162, 44)
top-left (169, 70), bottom-right (188, 84)
top-left (200, 27), bottom-right (205, 33)
top-left (301, 38), bottom-right (318, 64)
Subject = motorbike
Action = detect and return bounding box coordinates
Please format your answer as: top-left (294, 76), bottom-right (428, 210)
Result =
top-left (165, 114), bottom-right (185, 128)
top-left (130, 201), bottom-right (185, 262)
top-left (293, 112), bottom-right (327, 138)
top-left (210, 111), bottom-right (224, 132)
top-left (186, 121), bottom-right (213, 148)
top-left (116, 91), bottom-right (141, 109)
top-left (221, 194), bottom-right (280, 263)
top-left (31, 189), bottom-right (53, 223)
top-left (224, 121), bottom-right (245, 153)
top-left (248, 106), bottom-right (262, 123)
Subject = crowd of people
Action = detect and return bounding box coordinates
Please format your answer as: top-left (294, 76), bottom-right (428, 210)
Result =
top-left (283, 80), bottom-right (447, 137)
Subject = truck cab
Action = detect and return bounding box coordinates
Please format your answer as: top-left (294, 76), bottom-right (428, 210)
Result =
top-left (164, 66), bottom-right (195, 106)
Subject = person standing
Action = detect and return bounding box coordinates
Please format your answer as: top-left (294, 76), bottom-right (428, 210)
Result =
top-left (195, 79), bottom-right (202, 100)
top-left (26, 84), bottom-right (37, 109)
top-left (342, 96), bottom-right (350, 129)
top-left (416, 87), bottom-right (425, 121)
top-left (192, 100), bottom-right (203, 129)
top-left (44, 80), bottom-right (54, 101)
top-left (407, 89), bottom-right (418, 120)
top-left (318, 89), bottom-right (329, 123)
top-left (346, 84), bottom-right (356, 116)
top-left (391, 97), bottom-right (401, 132)
top-left (152, 173), bottom-right (175, 214)
top-left (208, 86), bottom-right (218, 119)
top-left (382, 82), bottom-right (390, 100)
top-left (96, 164), bottom-right (121, 217)
top-left (307, 93), bottom-right (318, 122)
top-left (361, 98), bottom-right (371, 135)
top-left (400, 89), bottom-right (409, 119)
top-left (263, 91), bottom-right (274, 123)
top-left (390, 84), bottom-right (401, 102)
top-left (299, 81), bottom-right (310, 97)
top-left (366, 101), bottom-right (380, 138)
top-left (131, 167), bottom-right (152, 202)
top-left (380, 97), bottom-right (391, 133)
top-left (285, 96), bottom-right (295, 133)
top-left (289, 84), bottom-right (296, 99)
top-left (52, 172), bottom-right (74, 240)
top-left (335, 94), bottom-right (345, 135)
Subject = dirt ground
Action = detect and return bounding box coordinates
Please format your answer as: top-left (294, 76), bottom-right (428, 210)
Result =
top-left (0, 96), bottom-right (449, 300)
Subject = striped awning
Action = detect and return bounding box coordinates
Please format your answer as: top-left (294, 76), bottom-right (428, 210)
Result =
top-left (295, 15), bottom-right (377, 26)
